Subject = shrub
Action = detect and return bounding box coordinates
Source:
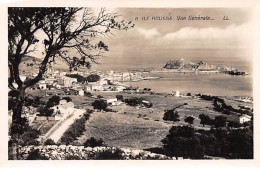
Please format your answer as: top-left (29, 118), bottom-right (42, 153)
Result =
top-left (199, 114), bottom-right (213, 126)
top-left (92, 100), bottom-right (107, 111)
top-left (87, 74), bottom-right (100, 82)
top-left (84, 137), bottom-right (104, 147)
top-left (60, 113), bottom-right (92, 144)
top-left (92, 148), bottom-right (125, 160)
top-left (44, 139), bottom-right (56, 145)
top-left (38, 106), bottom-right (54, 117)
top-left (163, 109), bottom-right (180, 122)
top-left (97, 95), bottom-right (103, 99)
top-left (161, 126), bottom-right (205, 159)
top-left (227, 121), bottom-right (241, 128)
top-left (62, 97), bottom-right (72, 102)
top-left (26, 149), bottom-right (48, 160)
top-left (214, 116), bottom-right (227, 128)
top-left (116, 95), bottom-right (124, 101)
top-left (47, 95), bottom-right (60, 106)
top-left (9, 117), bottom-right (29, 136)
top-left (21, 128), bottom-right (40, 146)
top-left (184, 116), bottom-right (195, 124)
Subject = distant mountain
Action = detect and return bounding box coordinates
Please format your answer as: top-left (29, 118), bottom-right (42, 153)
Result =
top-left (163, 58), bottom-right (246, 75)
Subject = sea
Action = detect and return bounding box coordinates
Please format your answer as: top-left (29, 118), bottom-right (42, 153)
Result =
top-left (88, 49), bottom-right (253, 97)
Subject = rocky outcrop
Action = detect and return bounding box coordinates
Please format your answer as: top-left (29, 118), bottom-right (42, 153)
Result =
top-left (163, 58), bottom-right (240, 73)
top-left (17, 145), bottom-right (175, 160)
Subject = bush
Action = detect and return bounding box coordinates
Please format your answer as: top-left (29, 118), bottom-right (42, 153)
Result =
top-left (161, 126), bottom-right (205, 159)
top-left (97, 95), bottom-right (103, 99)
top-left (214, 116), bottom-right (227, 128)
top-left (44, 139), bottom-right (56, 145)
top-left (62, 97), bottom-right (72, 102)
top-left (199, 114), bottom-right (213, 126)
top-left (184, 116), bottom-right (194, 124)
top-left (92, 100), bottom-right (107, 111)
top-left (163, 109), bottom-right (180, 122)
top-left (38, 106), bottom-right (54, 117)
top-left (87, 74), bottom-right (100, 82)
top-left (227, 121), bottom-right (241, 128)
top-left (92, 148), bottom-right (125, 160)
top-left (60, 113), bottom-right (92, 145)
top-left (26, 149), bottom-right (48, 160)
top-left (21, 128), bottom-right (40, 146)
top-left (9, 117), bottom-right (29, 136)
top-left (47, 95), bottom-right (60, 106)
top-left (124, 97), bottom-right (144, 106)
top-left (116, 95), bottom-right (124, 101)
top-left (84, 137), bottom-right (104, 147)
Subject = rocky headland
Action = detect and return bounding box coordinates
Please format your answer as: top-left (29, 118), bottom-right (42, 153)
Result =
top-left (162, 58), bottom-right (247, 75)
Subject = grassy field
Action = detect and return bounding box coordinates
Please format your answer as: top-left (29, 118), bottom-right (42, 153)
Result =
top-left (27, 89), bottom-right (251, 150)
top-left (74, 92), bottom-right (244, 150)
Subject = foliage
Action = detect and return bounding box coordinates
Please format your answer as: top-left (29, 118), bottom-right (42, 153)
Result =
top-left (91, 148), bottom-right (125, 160)
top-left (37, 106), bottom-right (54, 117)
top-left (62, 97), bottom-right (72, 102)
top-left (60, 113), bottom-right (92, 144)
top-left (184, 116), bottom-right (194, 124)
top-left (227, 121), bottom-right (242, 128)
top-left (161, 126), bottom-right (205, 159)
top-left (92, 100), bottom-right (107, 111)
top-left (26, 149), bottom-right (48, 160)
top-left (163, 109), bottom-right (180, 122)
top-left (86, 74), bottom-right (100, 82)
top-left (199, 114), bottom-right (213, 126)
top-left (214, 116), bottom-right (227, 128)
top-left (84, 137), bottom-right (105, 147)
top-left (8, 7), bottom-right (133, 132)
top-left (44, 139), bottom-right (56, 145)
top-left (124, 97), bottom-right (144, 106)
top-left (161, 124), bottom-right (253, 159)
top-left (9, 117), bottom-right (29, 136)
top-left (46, 95), bottom-right (60, 108)
top-left (200, 95), bottom-right (253, 116)
top-left (9, 123), bottom-right (40, 146)
top-left (20, 128), bottom-right (40, 146)
top-left (97, 95), bottom-right (103, 99)
top-left (227, 128), bottom-right (253, 159)
top-left (116, 95), bottom-right (124, 101)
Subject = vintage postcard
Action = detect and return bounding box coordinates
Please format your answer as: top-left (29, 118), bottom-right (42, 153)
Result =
top-left (1, 0), bottom-right (260, 167)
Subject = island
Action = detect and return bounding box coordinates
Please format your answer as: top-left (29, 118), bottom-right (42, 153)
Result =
top-left (158, 58), bottom-right (248, 75)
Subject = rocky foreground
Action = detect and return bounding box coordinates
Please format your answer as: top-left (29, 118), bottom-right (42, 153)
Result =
top-left (17, 145), bottom-right (175, 160)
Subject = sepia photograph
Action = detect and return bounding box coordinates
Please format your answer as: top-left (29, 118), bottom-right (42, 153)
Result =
top-left (2, 0), bottom-right (260, 165)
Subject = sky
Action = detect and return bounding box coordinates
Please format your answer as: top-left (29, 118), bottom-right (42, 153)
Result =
top-left (89, 8), bottom-right (253, 71)
top-left (27, 8), bottom-right (253, 72)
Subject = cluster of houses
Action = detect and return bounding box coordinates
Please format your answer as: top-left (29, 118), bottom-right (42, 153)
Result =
top-left (104, 70), bottom-right (144, 82)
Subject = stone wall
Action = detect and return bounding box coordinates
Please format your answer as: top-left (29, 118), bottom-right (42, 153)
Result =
top-left (17, 145), bottom-right (175, 160)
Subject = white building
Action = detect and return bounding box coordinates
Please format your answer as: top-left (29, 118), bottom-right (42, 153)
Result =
top-left (52, 102), bottom-right (75, 121)
top-left (107, 98), bottom-right (117, 105)
top-left (78, 89), bottom-right (84, 96)
top-left (239, 114), bottom-right (252, 124)
top-left (172, 90), bottom-right (180, 97)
